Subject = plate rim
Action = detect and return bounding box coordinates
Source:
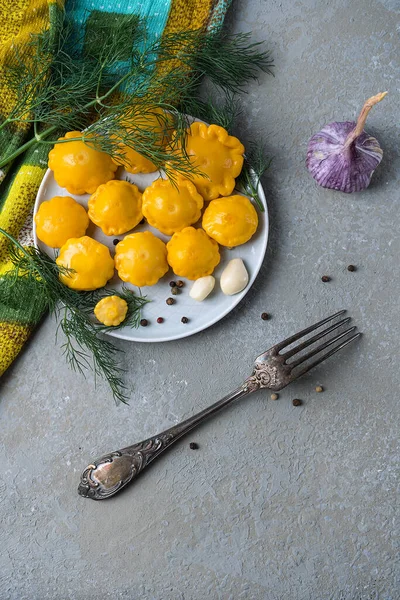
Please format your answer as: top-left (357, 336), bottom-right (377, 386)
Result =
top-left (33, 165), bottom-right (269, 344)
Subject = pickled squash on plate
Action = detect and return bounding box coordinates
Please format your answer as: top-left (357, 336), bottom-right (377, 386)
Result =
top-left (48, 131), bottom-right (117, 195)
top-left (171, 122), bottom-right (244, 201)
top-left (88, 180), bottom-right (143, 236)
top-left (202, 195), bottom-right (258, 247)
top-left (35, 195), bottom-right (89, 248)
top-left (94, 296), bottom-right (128, 327)
top-left (115, 231), bottom-right (169, 287)
top-left (56, 236), bottom-right (115, 291)
top-left (142, 176), bottom-right (203, 235)
top-left (166, 227), bottom-right (220, 280)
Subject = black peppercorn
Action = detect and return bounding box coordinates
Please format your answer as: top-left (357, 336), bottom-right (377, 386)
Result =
top-left (347, 265), bottom-right (356, 272)
top-left (189, 442), bottom-right (198, 450)
top-left (181, 316), bottom-right (189, 324)
top-left (140, 319), bottom-right (148, 327)
top-left (169, 281), bottom-right (176, 287)
top-left (292, 398), bottom-right (302, 406)
top-left (176, 280), bottom-right (184, 288)
top-left (157, 317), bottom-right (164, 324)
top-left (166, 297), bottom-right (175, 305)
top-left (261, 312), bottom-right (269, 321)
top-left (321, 275), bottom-right (331, 282)
top-left (113, 238), bottom-right (119, 246)
top-left (171, 286), bottom-right (179, 295)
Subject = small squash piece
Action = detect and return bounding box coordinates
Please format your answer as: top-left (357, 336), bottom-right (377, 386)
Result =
top-left (115, 231), bottom-right (169, 287)
top-left (88, 180), bottom-right (143, 236)
top-left (166, 227), bottom-right (220, 280)
top-left (172, 122), bottom-right (245, 201)
top-left (48, 131), bottom-right (117, 195)
top-left (202, 195), bottom-right (258, 247)
top-left (94, 296), bottom-right (128, 327)
top-left (56, 236), bottom-right (115, 291)
top-left (35, 195), bottom-right (89, 248)
top-left (142, 176), bottom-right (203, 235)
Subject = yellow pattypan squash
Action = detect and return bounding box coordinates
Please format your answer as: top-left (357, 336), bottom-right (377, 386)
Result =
top-left (34, 195), bottom-right (89, 248)
top-left (94, 296), bottom-right (128, 327)
top-left (56, 236), bottom-right (115, 291)
top-left (166, 227), bottom-right (220, 280)
top-left (142, 176), bottom-right (204, 235)
top-left (113, 109), bottom-right (172, 174)
top-left (172, 122), bottom-right (245, 201)
top-left (115, 231), bottom-right (169, 287)
top-left (88, 180), bottom-right (143, 236)
top-left (202, 195), bottom-right (258, 247)
top-left (48, 131), bottom-right (118, 195)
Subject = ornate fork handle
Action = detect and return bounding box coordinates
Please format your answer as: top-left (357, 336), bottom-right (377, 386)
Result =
top-left (78, 364), bottom-right (270, 500)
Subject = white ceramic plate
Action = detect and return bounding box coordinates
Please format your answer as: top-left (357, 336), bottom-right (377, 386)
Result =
top-left (33, 167), bottom-right (268, 343)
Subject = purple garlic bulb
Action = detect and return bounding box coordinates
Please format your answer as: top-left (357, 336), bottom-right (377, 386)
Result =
top-left (306, 92), bottom-right (387, 193)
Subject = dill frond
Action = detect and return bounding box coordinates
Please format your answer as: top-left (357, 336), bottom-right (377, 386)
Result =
top-left (0, 229), bottom-right (148, 404)
top-left (58, 306), bottom-right (129, 403)
top-left (154, 29), bottom-right (273, 93)
top-left (236, 142), bottom-right (272, 212)
top-left (0, 10), bottom-right (273, 173)
top-left (181, 91), bottom-right (242, 132)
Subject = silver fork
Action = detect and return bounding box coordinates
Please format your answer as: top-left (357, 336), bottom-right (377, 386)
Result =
top-left (78, 311), bottom-right (360, 500)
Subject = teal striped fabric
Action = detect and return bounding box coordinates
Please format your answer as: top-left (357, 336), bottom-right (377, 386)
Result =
top-left (66, 0), bottom-right (172, 47)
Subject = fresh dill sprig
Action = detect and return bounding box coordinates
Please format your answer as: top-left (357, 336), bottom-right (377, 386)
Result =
top-left (82, 101), bottom-right (195, 181)
top-left (153, 29), bottom-right (274, 93)
top-left (236, 143), bottom-right (272, 212)
top-left (0, 229), bottom-right (148, 403)
top-left (0, 10), bottom-right (273, 174)
top-left (74, 286), bottom-right (149, 332)
top-left (181, 91), bottom-right (242, 132)
top-left (57, 305), bottom-right (129, 403)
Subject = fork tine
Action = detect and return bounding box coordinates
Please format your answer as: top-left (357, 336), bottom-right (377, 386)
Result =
top-left (274, 310), bottom-right (346, 352)
top-left (282, 317), bottom-right (351, 361)
top-left (289, 326), bottom-right (357, 368)
top-left (290, 332), bottom-right (361, 379)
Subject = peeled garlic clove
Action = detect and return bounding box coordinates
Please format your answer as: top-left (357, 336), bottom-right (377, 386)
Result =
top-left (189, 275), bottom-right (215, 302)
top-left (220, 258), bottom-right (249, 295)
top-left (306, 92), bottom-right (387, 193)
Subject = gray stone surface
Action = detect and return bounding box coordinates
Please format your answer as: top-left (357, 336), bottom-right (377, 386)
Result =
top-left (1, 0), bottom-right (399, 598)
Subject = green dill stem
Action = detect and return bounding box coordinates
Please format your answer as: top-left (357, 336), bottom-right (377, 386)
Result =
top-left (38, 136), bottom-right (84, 145)
top-left (96, 71), bottom-right (132, 103)
top-left (0, 116), bottom-right (14, 133)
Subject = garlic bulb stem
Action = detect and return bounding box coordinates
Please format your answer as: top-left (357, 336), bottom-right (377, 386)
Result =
top-left (344, 91), bottom-right (388, 148)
